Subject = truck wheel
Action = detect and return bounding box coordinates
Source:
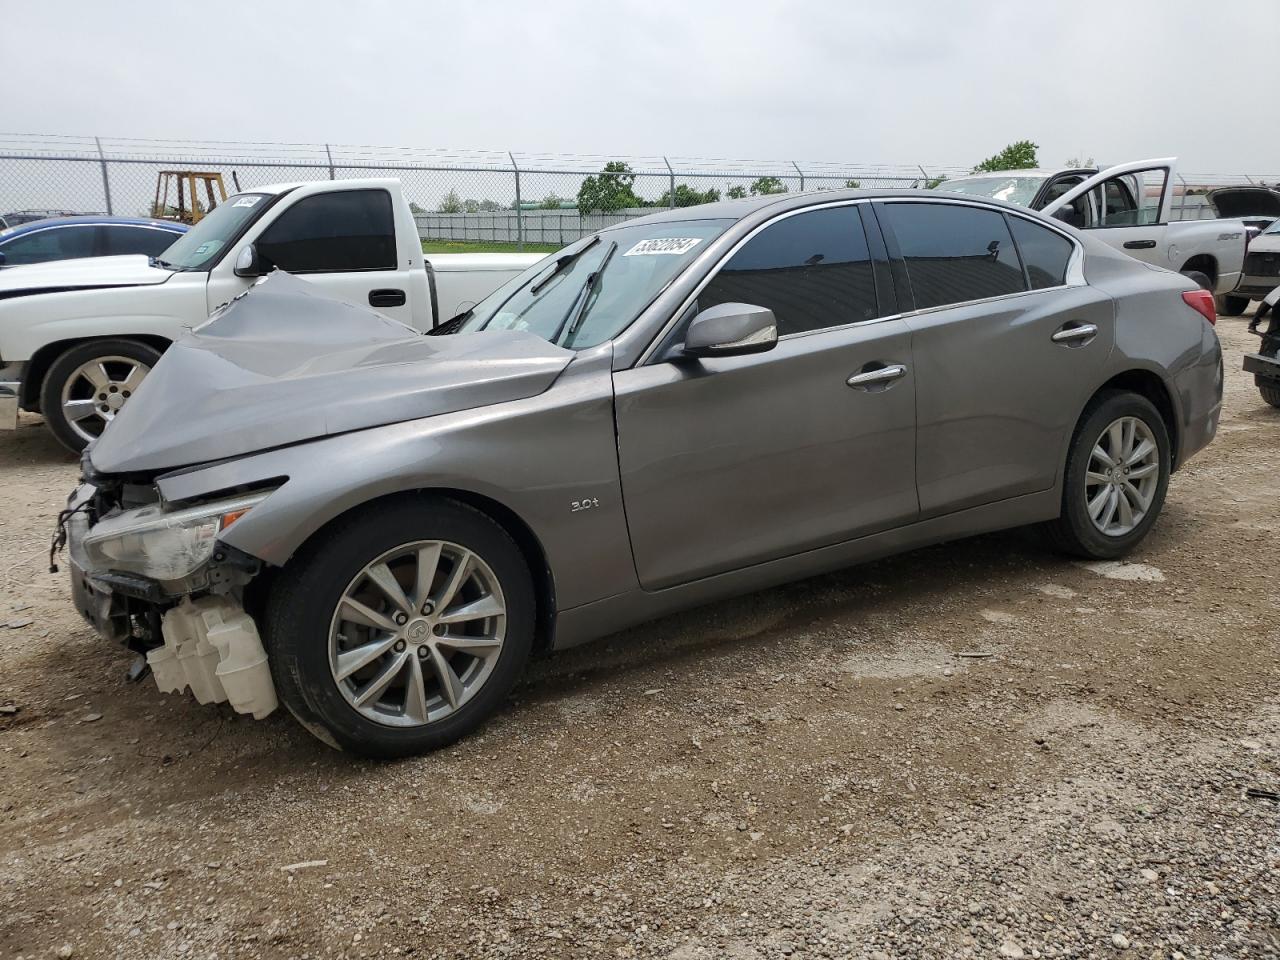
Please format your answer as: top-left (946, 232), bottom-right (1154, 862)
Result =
top-left (1042, 390), bottom-right (1171, 559)
top-left (265, 497), bottom-right (536, 759)
top-left (1182, 270), bottom-right (1212, 293)
top-left (1216, 294), bottom-right (1250, 317)
top-left (1259, 382), bottom-right (1280, 409)
top-left (40, 339), bottom-right (162, 453)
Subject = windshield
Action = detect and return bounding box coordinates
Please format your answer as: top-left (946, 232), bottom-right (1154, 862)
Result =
top-left (1263, 218), bottom-right (1280, 235)
top-left (459, 218), bottom-right (732, 348)
top-left (936, 176), bottom-right (1048, 208)
top-left (155, 193), bottom-right (272, 270)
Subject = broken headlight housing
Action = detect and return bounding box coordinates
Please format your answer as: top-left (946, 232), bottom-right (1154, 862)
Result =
top-left (81, 491), bottom-right (272, 583)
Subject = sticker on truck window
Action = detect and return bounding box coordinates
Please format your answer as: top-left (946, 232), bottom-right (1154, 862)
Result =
top-left (623, 238), bottom-right (703, 257)
top-left (232, 196), bottom-right (261, 208)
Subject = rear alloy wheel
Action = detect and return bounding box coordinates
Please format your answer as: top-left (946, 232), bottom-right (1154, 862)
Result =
top-left (1043, 391), bottom-right (1171, 559)
top-left (267, 498), bottom-right (535, 758)
top-left (40, 339), bottom-right (161, 453)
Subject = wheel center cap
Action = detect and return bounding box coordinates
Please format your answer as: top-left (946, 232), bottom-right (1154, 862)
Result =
top-left (106, 392), bottom-right (126, 411)
top-left (406, 619), bottom-right (431, 642)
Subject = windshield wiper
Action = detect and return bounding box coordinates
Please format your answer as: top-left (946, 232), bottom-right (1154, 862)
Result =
top-left (530, 235), bottom-right (600, 295)
top-left (551, 241), bottom-right (618, 347)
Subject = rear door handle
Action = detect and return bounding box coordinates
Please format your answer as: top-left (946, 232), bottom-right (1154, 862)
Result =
top-left (1123, 240), bottom-right (1156, 249)
top-left (1052, 322), bottom-right (1098, 344)
top-left (369, 288), bottom-right (407, 308)
top-left (847, 363), bottom-right (907, 389)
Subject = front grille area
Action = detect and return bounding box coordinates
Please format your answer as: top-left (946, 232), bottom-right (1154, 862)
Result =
top-left (1244, 250), bottom-right (1280, 277)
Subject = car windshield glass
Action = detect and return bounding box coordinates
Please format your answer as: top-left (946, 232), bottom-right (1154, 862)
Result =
top-left (1264, 219), bottom-right (1280, 235)
top-left (155, 194), bottom-right (272, 270)
top-left (459, 218), bottom-right (732, 348)
top-left (937, 176), bottom-right (1047, 207)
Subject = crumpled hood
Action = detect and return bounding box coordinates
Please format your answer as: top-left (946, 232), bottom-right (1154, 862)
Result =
top-left (90, 271), bottom-right (573, 474)
top-left (0, 254), bottom-right (173, 297)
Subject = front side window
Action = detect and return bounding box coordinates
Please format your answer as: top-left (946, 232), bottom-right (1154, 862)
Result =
top-left (882, 202), bottom-right (1026, 309)
top-left (1008, 216), bottom-right (1074, 289)
top-left (0, 225), bottom-right (97, 265)
top-left (697, 205), bottom-right (878, 335)
top-left (102, 225), bottom-right (181, 257)
top-left (255, 189), bottom-right (395, 273)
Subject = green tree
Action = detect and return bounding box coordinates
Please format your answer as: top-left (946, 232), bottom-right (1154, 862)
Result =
top-left (656, 184), bottom-right (721, 208)
top-left (463, 198), bottom-right (480, 214)
top-left (438, 189), bottom-right (464, 214)
top-left (478, 199), bottom-right (501, 212)
top-left (540, 194), bottom-right (564, 209)
top-left (577, 161), bottom-right (645, 214)
top-left (750, 176), bottom-right (788, 196)
top-left (409, 201), bottom-right (427, 216)
top-left (844, 179), bottom-right (861, 189)
top-left (726, 185), bottom-right (747, 200)
top-left (973, 140), bottom-right (1039, 173)
top-left (1064, 155), bottom-right (1095, 168)
top-left (925, 175), bottom-right (948, 189)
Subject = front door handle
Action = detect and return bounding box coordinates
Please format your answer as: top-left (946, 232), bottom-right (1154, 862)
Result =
top-left (847, 363), bottom-right (907, 389)
top-left (1123, 240), bottom-right (1157, 250)
top-left (369, 288), bottom-right (407, 308)
top-left (1052, 322), bottom-right (1098, 344)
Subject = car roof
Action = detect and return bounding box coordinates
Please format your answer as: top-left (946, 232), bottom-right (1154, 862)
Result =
top-left (0, 216), bottom-right (188, 236)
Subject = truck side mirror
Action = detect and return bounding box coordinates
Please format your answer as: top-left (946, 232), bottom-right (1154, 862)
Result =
top-left (233, 244), bottom-right (264, 277)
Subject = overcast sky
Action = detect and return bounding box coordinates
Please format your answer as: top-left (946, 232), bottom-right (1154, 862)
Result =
top-left (6, 0), bottom-right (1279, 175)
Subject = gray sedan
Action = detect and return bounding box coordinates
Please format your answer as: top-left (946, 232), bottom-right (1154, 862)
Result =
top-left (60, 189), bottom-right (1223, 757)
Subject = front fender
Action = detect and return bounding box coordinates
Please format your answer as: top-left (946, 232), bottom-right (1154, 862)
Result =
top-left (154, 353), bottom-right (638, 612)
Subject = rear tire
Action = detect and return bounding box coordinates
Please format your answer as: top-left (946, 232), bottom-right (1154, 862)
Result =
top-left (1259, 382), bottom-right (1280, 409)
top-left (1182, 270), bottom-right (1213, 293)
top-left (1043, 391), bottom-right (1171, 559)
top-left (40, 338), bottom-right (161, 454)
top-left (1216, 294), bottom-right (1250, 317)
top-left (266, 497), bottom-right (535, 758)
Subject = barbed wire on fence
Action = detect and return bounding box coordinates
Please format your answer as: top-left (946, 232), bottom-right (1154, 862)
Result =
top-left (2, 133), bottom-right (1276, 249)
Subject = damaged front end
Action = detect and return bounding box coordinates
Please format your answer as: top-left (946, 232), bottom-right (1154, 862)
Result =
top-left (55, 457), bottom-right (279, 720)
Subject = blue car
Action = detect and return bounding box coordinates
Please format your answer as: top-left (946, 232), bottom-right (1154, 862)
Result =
top-left (0, 216), bottom-right (187, 268)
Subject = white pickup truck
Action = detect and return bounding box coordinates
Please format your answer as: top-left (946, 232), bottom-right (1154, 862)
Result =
top-left (0, 178), bottom-right (541, 452)
top-left (938, 158), bottom-right (1246, 298)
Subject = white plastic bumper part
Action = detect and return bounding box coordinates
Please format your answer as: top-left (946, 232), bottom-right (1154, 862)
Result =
top-left (0, 381), bottom-right (18, 430)
top-left (151, 596), bottom-right (278, 720)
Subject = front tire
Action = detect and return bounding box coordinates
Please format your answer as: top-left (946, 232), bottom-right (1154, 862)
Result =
top-left (1259, 381), bottom-right (1280, 409)
top-left (266, 497), bottom-right (535, 758)
top-left (40, 338), bottom-right (161, 453)
top-left (1043, 391), bottom-right (1171, 559)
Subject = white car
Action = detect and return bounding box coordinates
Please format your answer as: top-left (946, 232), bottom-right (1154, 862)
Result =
top-left (0, 179), bottom-right (542, 452)
top-left (937, 158), bottom-right (1246, 298)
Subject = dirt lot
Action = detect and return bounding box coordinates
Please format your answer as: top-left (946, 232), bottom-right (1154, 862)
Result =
top-left (0, 316), bottom-right (1277, 960)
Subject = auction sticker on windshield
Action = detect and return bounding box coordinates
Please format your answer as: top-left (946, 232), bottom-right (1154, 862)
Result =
top-left (624, 238), bottom-right (703, 257)
top-left (233, 196), bottom-right (262, 208)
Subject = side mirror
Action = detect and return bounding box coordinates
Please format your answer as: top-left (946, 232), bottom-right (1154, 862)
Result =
top-left (681, 302), bottom-right (778, 358)
top-left (233, 243), bottom-right (264, 277)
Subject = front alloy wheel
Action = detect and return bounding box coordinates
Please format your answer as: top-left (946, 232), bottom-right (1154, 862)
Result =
top-left (330, 540), bottom-right (507, 727)
top-left (267, 498), bottom-right (535, 758)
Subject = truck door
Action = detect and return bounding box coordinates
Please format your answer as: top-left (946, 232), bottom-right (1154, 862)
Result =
top-left (207, 188), bottom-right (416, 324)
top-left (1040, 159), bottom-right (1173, 267)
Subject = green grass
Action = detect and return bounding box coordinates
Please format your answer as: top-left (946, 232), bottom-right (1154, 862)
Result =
top-left (421, 239), bottom-right (561, 254)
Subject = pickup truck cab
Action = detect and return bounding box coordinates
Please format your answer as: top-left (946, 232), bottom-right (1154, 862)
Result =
top-left (0, 178), bottom-right (541, 452)
top-left (938, 158), bottom-right (1246, 300)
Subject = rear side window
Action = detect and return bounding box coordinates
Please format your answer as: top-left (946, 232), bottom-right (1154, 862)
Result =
top-left (697, 205), bottom-right (878, 335)
top-left (102, 225), bottom-right (179, 257)
top-left (882, 203), bottom-right (1026, 309)
top-left (256, 189), bottom-right (395, 272)
top-left (1008, 216), bottom-right (1074, 289)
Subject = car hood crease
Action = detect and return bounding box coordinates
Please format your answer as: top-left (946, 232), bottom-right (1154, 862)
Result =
top-left (89, 271), bottom-right (574, 474)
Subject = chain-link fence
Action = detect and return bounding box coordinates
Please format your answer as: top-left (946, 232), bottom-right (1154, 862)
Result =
top-left (2, 134), bottom-right (1277, 249)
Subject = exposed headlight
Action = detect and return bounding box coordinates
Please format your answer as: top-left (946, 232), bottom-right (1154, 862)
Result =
top-left (82, 491), bottom-right (272, 582)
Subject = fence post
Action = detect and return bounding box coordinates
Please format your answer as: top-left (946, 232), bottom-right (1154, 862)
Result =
top-left (324, 143), bottom-right (335, 180)
top-left (95, 137), bottom-right (113, 215)
top-left (918, 165), bottom-right (931, 189)
top-left (791, 160), bottom-right (804, 192)
top-left (1178, 175), bottom-right (1188, 220)
top-left (664, 157), bottom-right (676, 209)
top-left (509, 152), bottom-right (523, 251)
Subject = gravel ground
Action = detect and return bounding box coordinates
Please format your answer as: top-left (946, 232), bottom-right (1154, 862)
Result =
top-left (0, 315), bottom-right (1276, 960)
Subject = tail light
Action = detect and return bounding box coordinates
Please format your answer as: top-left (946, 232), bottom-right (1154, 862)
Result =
top-left (1182, 289), bottom-right (1216, 326)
